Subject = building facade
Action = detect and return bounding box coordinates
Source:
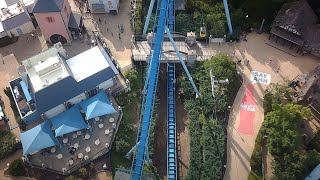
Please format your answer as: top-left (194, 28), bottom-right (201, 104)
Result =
top-left (0, 0), bottom-right (35, 38)
top-left (32, 0), bottom-right (84, 44)
top-left (9, 43), bottom-right (119, 124)
top-left (88, 0), bottom-right (119, 14)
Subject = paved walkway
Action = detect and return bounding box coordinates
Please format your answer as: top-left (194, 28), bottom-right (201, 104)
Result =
top-left (222, 33), bottom-right (320, 180)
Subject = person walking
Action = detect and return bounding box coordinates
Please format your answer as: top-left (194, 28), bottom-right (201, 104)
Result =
top-left (98, 18), bottom-right (101, 24)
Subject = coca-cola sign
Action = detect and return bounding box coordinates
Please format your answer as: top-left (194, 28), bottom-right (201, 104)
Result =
top-left (240, 103), bottom-right (256, 112)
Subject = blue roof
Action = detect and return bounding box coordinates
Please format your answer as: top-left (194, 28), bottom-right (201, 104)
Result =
top-left (33, 49), bottom-right (118, 114)
top-left (20, 81), bottom-right (32, 102)
top-left (50, 106), bottom-right (88, 137)
top-left (32, 0), bottom-right (64, 13)
top-left (80, 91), bottom-right (116, 119)
top-left (20, 121), bottom-right (59, 155)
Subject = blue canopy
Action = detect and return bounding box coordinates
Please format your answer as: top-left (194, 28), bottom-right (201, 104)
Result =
top-left (80, 91), bottom-right (117, 120)
top-left (50, 106), bottom-right (88, 137)
top-left (20, 81), bottom-right (32, 102)
top-left (20, 121), bottom-right (59, 155)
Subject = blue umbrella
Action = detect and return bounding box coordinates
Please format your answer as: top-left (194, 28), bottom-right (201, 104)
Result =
top-left (20, 121), bottom-right (59, 155)
top-left (50, 106), bottom-right (88, 137)
top-left (80, 91), bottom-right (117, 120)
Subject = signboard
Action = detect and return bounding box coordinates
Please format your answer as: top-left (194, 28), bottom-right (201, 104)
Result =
top-left (250, 71), bottom-right (271, 84)
top-left (238, 84), bottom-right (255, 135)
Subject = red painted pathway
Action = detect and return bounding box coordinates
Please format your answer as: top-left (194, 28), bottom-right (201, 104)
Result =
top-left (238, 84), bottom-right (256, 135)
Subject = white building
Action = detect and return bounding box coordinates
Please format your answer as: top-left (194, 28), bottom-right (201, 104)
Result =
top-left (88, 0), bottom-right (119, 14)
top-left (0, 0), bottom-right (35, 38)
top-left (9, 43), bottom-right (119, 124)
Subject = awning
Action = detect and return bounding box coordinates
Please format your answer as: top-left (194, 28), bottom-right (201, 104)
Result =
top-left (20, 121), bottom-right (59, 155)
top-left (80, 91), bottom-right (116, 120)
top-left (20, 81), bottom-right (32, 102)
top-left (92, 3), bottom-right (106, 13)
top-left (68, 12), bottom-right (82, 29)
top-left (50, 106), bottom-right (88, 137)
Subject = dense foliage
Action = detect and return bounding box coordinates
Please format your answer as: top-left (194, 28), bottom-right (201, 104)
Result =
top-left (112, 68), bottom-right (143, 169)
top-left (8, 158), bottom-right (25, 176)
top-left (250, 82), bottom-right (320, 179)
top-left (263, 103), bottom-right (310, 156)
top-left (180, 54), bottom-right (238, 179)
top-left (0, 130), bottom-right (20, 160)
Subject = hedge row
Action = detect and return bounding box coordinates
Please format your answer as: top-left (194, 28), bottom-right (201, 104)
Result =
top-left (134, 0), bottom-right (143, 35)
top-left (180, 54), bottom-right (238, 179)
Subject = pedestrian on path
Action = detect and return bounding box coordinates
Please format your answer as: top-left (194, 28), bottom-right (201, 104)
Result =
top-left (276, 66), bottom-right (280, 73)
top-left (99, 18), bottom-right (101, 24)
top-left (267, 59), bottom-right (272, 65)
top-left (245, 59), bottom-right (249, 66)
top-left (107, 28), bottom-right (109, 32)
top-left (111, 32), bottom-right (113, 36)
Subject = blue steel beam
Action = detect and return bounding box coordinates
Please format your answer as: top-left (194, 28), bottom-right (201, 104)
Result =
top-left (142, 0), bottom-right (156, 36)
top-left (131, 0), bottom-right (169, 178)
top-left (223, 0), bottom-right (233, 34)
top-left (168, 0), bottom-right (175, 32)
top-left (165, 26), bottom-right (199, 97)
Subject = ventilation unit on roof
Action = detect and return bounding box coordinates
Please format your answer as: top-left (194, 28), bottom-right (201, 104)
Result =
top-left (1, 8), bottom-right (8, 15)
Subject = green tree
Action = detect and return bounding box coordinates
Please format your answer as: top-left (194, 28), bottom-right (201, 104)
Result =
top-left (115, 139), bottom-right (130, 154)
top-left (8, 158), bottom-right (25, 176)
top-left (264, 103), bottom-right (311, 156)
top-left (0, 130), bottom-right (20, 159)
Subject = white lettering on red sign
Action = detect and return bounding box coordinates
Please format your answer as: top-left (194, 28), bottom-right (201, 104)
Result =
top-left (240, 103), bottom-right (256, 112)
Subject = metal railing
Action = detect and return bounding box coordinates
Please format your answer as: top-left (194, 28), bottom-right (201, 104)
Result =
top-left (26, 110), bottom-right (123, 176)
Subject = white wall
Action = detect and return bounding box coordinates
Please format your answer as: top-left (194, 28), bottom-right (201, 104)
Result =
top-left (88, 0), bottom-right (119, 13)
top-left (44, 104), bottom-right (66, 118)
top-left (98, 78), bottom-right (114, 90)
top-left (67, 93), bottom-right (86, 105)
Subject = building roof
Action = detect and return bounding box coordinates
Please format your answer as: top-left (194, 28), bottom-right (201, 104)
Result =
top-left (32, 0), bottom-right (64, 13)
top-left (68, 12), bottom-right (81, 29)
top-left (79, 91), bottom-right (116, 120)
top-left (33, 47), bottom-right (119, 114)
top-left (1, 12), bottom-right (31, 31)
top-left (20, 120), bottom-right (59, 155)
top-left (50, 106), bottom-right (88, 137)
top-left (271, 0), bottom-right (318, 32)
top-left (66, 46), bottom-right (110, 82)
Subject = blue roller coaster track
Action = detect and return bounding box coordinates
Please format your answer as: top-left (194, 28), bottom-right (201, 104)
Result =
top-left (130, 0), bottom-right (233, 178)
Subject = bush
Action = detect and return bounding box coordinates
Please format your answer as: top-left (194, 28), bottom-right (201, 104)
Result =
top-left (115, 139), bottom-right (130, 154)
top-left (78, 167), bottom-right (87, 178)
top-left (249, 132), bottom-right (263, 176)
top-left (0, 130), bottom-right (20, 159)
top-left (8, 158), bottom-right (25, 176)
top-left (182, 54), bottom-right (237, 179)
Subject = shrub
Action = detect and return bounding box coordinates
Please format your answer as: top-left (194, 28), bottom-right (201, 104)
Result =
top-left (249, 132), bottom-right (263, 176)
top-left (115, 139), bottom-right (130, 154)
top-left (78, 167), bottom-right (87, 178)
top-left (0, 130), bottom-right (20, 159)
top-left (8, 158), bottom-right (25, 176)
